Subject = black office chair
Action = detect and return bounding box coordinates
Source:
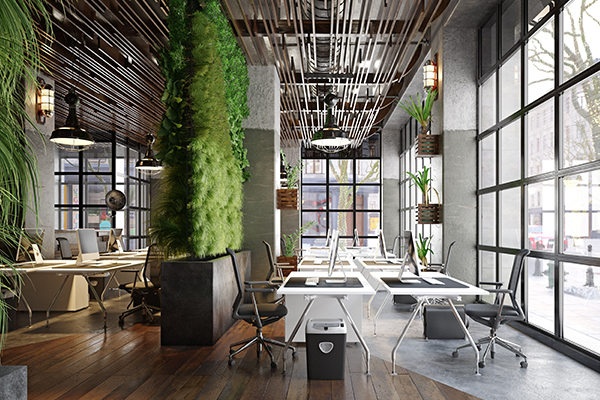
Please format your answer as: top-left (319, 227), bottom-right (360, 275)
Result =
top-left (56, 237), bottom-right (73, 259)
top-left (118, 244), bottom-right (163, 327)
top-left (453, 249), bottom-right (530, 368)
top-left (428, 241), bottom-right (456, 275)
top-left (226, 248), bottom-right (296, 368)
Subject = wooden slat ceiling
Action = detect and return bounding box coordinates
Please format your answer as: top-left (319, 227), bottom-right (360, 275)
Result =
top-left (222, 0), bottom-right (451, 146)
top-left (41, 0), bottom-right (169, 145)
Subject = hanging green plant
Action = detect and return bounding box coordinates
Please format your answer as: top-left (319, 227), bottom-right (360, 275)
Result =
top-left (397, 89), bottom-right (437, 134)
top-left (204, 0), bottom-right (251, 182)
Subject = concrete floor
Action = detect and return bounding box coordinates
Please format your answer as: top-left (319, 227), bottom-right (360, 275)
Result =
top-left (363, 292), bottom-right (600, 400)
top-left (3, 291), bottom-right (600, 400)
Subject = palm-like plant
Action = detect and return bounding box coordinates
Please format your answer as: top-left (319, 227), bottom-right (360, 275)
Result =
top-left (405, 166), bottom-right (439, 205)
top-left (397, 89), bottom-right (438, 134)
top-left (415, 234), bottom-right (434, 268)
top-left (0, 0), bottom-right (52, 354)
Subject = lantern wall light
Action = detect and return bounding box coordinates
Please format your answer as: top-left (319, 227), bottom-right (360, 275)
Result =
top-left (423, 54), bottom-right (438, 92)
top-left (36, 78), bottom-right (55, 124)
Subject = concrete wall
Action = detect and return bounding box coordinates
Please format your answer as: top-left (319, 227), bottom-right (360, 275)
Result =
top-left (24, 73), bottom-right (55, 259)
top-left (382, 114), bottom-right (401, 250)
top-left (242, 66), bottom-right (280, 281)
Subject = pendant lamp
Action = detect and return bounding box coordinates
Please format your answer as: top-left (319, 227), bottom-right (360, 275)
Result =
top-left (50, 88), bottom-right (94, 151)
top-left (136, 134), bottom-right (162, 176)
top-left (311, 93), bottom-right (351, 153)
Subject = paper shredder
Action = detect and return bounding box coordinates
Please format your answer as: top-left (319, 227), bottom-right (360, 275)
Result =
top-left (305, 318), bottom-right (346, 380)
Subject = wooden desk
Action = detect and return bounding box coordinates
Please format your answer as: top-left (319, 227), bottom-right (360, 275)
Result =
top-left (370, 271), bottom-right (489, 375)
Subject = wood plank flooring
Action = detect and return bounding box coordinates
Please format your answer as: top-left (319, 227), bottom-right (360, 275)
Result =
top-left (2, 319), bottom-right (480, 399)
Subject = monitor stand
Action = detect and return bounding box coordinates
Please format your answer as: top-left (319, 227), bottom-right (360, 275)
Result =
top-left (325, 253), bottom-right (348, 284)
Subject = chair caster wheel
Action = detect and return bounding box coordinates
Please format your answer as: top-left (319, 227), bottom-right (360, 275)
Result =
top-left (228, 359), bottom-right (235, 366)
top-left (118, 319), bottom-right (124, 328)
top-left (292, 351), bottom-right (298, 358)
top-left (520, 361), bottom-right (528, 368)
top-left (478, 361), bottom-right (486, 368)
top-left (490, 352), bottom-right (495, 359)
top-left (452, 351), bottom-right (459, 358)
top-left (271, 361), bottom-right (278, 369)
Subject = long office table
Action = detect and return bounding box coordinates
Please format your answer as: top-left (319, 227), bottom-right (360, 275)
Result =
top-left (370, 271), bottom-right (489, 375)
top-left (36, 259), bottom-right (145, 328)
top-left (354, 258), bottom-right (406, 318)
top-left (277, 271), bottom-right (375, 374)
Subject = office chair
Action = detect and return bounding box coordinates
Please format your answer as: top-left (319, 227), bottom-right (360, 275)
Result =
top-left (118, 244), bottom-right (163, 327)
top-left (428, 241), bottom-right (456, 275)
top-left (226, 248), bottom-right (296, 368)
top-left (453, 249), bottom-right (530, 368)
top-left (56, 237), bottom-right (74, 259)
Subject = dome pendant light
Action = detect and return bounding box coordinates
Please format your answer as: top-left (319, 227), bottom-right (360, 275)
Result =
top-left (311, 93), bottom-right (352, 153)
top-left (135, 134), bottom-right (162, 176)
top-left (50, 88), bottom-right (94, 152)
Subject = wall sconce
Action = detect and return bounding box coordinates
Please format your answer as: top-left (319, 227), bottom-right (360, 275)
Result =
top-left (37, 78), bottom-right (55, 124)
top-left (423, 55), bottom-right (438, 92)
top-left (50, 88), bottom-right (95, 151)
top-left (136, 133), bottom-right (163, 176)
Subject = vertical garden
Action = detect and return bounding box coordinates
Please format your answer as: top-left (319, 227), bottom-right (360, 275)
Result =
top-left (151, 0), bottom-right (249, 258)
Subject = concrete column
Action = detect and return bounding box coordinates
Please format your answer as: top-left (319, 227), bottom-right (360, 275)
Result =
top-left (431, 22), bottom-right (479, 286)
top-left (382, 114), bottom-right (401, 250)
top-left (242, 65), bottom-right (280, 281)
top-left (24, 73), bottom-right (55, 259)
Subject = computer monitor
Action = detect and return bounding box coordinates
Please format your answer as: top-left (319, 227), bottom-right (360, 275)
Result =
top-left (107, 228), bottom-right (124, 253)
top-left (373, 230), bottom-right (388, 260)
top-left (353, 228), bottom-right (359, 246)
top-left (402, 230), bottom-right (420, 276)
top-left (325, 228), bottom-right (331, 247)
top-left (326, 230), bottom-right (347, 283)
top-left (15, 228), bottom-right (45, 263)
top-left (76, 229), bottom-right (100, 265)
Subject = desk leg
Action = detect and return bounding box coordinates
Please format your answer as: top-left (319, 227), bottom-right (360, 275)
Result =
top-left (366, 282), bottom-right (381, 319)
top-left (337, 297), bottom-right (371, 375)
top-left (281, 296), bottom-right (315, 375)
top-left (85, 276), bottom-right (107, 330)
top-left (447, 299), bottom-right (481, 376)
top-left (373, 291), bottom-right (391, 336)
top-left (46, 276), bottom-right (70, 327)
top-left (391, 298), bottom-right (424, 375)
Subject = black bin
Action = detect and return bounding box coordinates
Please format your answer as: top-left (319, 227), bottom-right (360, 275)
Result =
top-left (306, 318), bottom-right (346, 380)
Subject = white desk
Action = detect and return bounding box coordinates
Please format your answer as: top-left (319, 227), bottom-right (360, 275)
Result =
top-left (370, 271), bottom-right (489, 375)
top-left (297, 258), bottom-right (356, 272)
top-left (277, 271), bottom-right (375, 374)
top-left (354, 258), bottom-right (406, 317)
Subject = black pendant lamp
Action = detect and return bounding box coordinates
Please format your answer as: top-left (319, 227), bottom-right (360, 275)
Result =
top-left (311, 93), bottom-right (351, 153)
top-left (135, 134), bottom-right (162, 176)
top-left (50, 88), bottom-right (94, 151)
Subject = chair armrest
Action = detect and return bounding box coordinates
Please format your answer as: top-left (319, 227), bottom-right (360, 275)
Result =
top-left (244, 280), bottom-right (271, 285)
top-left (480, 281), bottom-right (505, 288)
top-left (246, 287), bottom-right (275, 293)
top-left (486, 288), bottom-right (513, 294)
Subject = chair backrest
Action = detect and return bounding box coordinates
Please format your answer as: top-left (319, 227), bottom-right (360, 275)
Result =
top-left (56, 237), bottom-right (72, 259)
top-left (227, 248), bottom-right (244, 314)
top-left (263, 241), bottom-right (277, 281)
top-left (505, 249), bottom-right (530, 303)
top-left (441, 241), bottom-right (456, 275)
top-left (142, 244), bottom-right (163, 288)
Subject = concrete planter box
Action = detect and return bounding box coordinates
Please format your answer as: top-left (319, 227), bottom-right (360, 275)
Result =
top-left (160, 250), bottom-right (251, 346)
top-left (0, 365), bottom-right (27, 400)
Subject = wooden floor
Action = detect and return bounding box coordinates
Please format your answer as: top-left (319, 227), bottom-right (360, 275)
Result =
top-left (2, 319), bottom-right (480, 400)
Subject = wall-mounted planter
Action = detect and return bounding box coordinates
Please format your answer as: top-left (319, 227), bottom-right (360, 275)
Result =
top-left (417, 203), bottom-right (442, 224)
top-left (277, 188), bottom-right (298, 210)
top-left (161, 250), bottom-right (251, 346)
top-left (416, 134), bottom-right (441, 157)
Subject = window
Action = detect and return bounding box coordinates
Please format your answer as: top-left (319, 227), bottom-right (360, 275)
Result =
top-left (478, 0), bottom-right (600, 358)
top-left (54, 134), bottom-right (151, 250)
top-left (301, 135), bottom-right (381, 248)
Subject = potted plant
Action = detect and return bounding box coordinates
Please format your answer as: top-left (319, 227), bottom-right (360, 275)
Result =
top-left (277, 221), bottom-right (316, 269)
top-left (277, 149), bottom-right (302, 209)
top-left (397, 89), bottom-right (440, 156)
top-left (415, 234), bottom-right (434, 269)
top-left (406, 165), bottom-right (441, 224)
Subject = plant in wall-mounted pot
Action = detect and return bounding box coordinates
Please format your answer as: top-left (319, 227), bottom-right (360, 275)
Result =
top-left (277, 221), bottom-right (316, 269)
top-left (397, 89), bottom-right (440, 156)
top-left (415, 233), bottom-right (434, 268)
top-left (406, 165), bottom-right (442, 224)
top-left (277, 149), bottom-right (302, 209)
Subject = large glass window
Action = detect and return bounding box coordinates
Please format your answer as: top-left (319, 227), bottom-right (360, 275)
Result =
top-left (301, 136), bottom-right (381, 248)
top-left (478, 0), bottom-right (600, 359)
top-left (54, 135), bottom-right (151, 250)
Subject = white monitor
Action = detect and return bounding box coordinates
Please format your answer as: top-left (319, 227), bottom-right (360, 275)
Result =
top-left (353, 228), bottom-right (359, 246)
top-left (76, 229), bottom-right (100, 265)
top-left (325, 228), bottom-right (331, 247)
top-left (373, 230), bottom-right (388, 260)
top-left (326, 230), bottom-right (347, 283)
top-left (107, 228), bottom-right (124, 253)
top-left (402, 231), bottom-right (420, 276)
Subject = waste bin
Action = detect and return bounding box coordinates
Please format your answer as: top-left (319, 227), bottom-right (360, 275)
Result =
top-left (306, 318), bottom-right (346, 380)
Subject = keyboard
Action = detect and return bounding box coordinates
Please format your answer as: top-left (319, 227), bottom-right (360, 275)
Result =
top-left (422, 277), bottom-right (444, 285)
top-left (305, 277), bottom-right (319, 286)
